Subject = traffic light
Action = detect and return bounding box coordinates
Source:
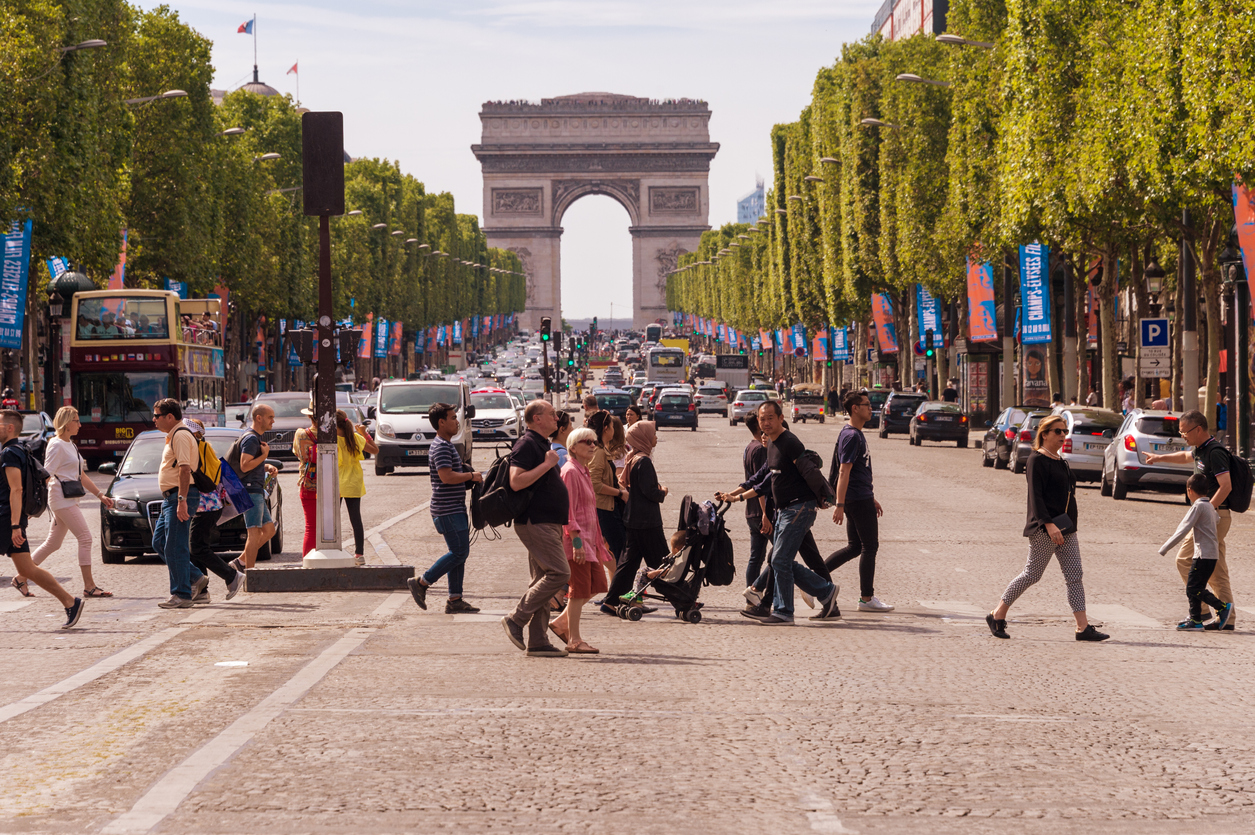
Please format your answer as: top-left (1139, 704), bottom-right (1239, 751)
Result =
top-left (540, 317), bottom-right (551, 342)
top-left (826, 330), bottom-right (834, 368)
top-left (568, 336), bottom-right (576, 353)
top-left (924, 328), bottom-right (935, 359)
top-left (592, 316), bottom-right (598, 333)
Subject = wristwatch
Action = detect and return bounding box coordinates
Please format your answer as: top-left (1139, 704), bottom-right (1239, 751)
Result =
top-left (178, 495), bottom-right (187, 501)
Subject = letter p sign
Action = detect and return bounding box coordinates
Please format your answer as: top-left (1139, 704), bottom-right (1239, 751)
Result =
top-left (1140, 318), bottom-right (1169, 348)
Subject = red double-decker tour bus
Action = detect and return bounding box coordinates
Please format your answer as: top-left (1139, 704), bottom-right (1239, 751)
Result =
top-left (69, 289), bottom-right (225, 466)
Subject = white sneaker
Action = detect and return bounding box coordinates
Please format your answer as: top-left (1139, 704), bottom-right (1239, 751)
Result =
top-left (743, 585), bottom-right (763, 607)
top-left (225, 571), bottom-right (244, 601)
top-left (800, 591), bottom-right (815, 609)
top-left (858, 596), bottom-right (895, 612)
top-left (354, 554), bottom-right (366, 566)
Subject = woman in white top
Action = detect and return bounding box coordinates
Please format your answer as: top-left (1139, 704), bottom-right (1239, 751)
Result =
top-left (13, 407), bottom-right (115, 598)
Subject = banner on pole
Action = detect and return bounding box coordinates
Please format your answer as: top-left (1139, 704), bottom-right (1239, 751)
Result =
top-left (1018, 243), bottom-right (1052, 344)
top-left (916, 285), bottom-right (942, 341)
top-left (831, 325), bottom-right (851, 361)
top-left (966, 258), bottom-right (997, 342)
top-left (0, 220), bottom-right (31, 349)
top-left (1233, 181), bottom-right (1255, 319)
top-left (871, 293), bottom-right (899, 353)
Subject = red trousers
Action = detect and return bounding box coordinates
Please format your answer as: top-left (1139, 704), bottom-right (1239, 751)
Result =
top-left (301, 489), bottom-right (317, 557)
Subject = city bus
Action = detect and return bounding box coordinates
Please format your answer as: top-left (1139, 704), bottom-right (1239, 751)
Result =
top-left (69, 289), bottom-right (225, 465)
top-left (646, 345), bottom-right (686, 385)
top-left (645, 323), bottom-right (662, 344)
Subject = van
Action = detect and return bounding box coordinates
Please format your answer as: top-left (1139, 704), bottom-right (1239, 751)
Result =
top-left (372, 380), bottom-right (475, 475)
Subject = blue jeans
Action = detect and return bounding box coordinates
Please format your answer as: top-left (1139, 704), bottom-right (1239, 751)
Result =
top-left (423, 513), bottom-right (470, 597)
top-left (153, 488), bottom-right (203, 599)
top-left (770, 501), bottom-right (833, 619)
top-left (746, 516), bottom-right (770, 587)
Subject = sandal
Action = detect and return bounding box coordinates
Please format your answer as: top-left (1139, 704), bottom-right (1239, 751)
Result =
top-left (549, 619), bottom-right (570, 645)
top-left (11, 577), bottom-right (32, 597)
top-left (566, 640), bottom-right (599, 654)
top-left (83, 587), bottom-right (113, 598)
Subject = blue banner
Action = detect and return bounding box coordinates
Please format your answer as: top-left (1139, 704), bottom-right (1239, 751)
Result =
top-left (373, 319), bottom-right (389, 357)
top-left (916, 285), bottom-right (942, 340)
top-left (790, 324), bottom-right (806, 352)
top-left (471, 316), bottom-right (480, 339)
top-left (46, 256), bottom-right (68, 281)
top-left (831, 325), bottom-right (851, 361)
top-left (1018, 243), bottom-right (1052, 344)
top-left (452, 319), bottom-right (463, 345)
top-left (0, 220), bottom-right (32, 349)
top-left (775, 329), bottom-right (785, 352)
top-left (163, 277), bottom-right (188, 299)
top-left (751, 336), bottom-right (761, 351)
top-left (437, 324), bottom-right (446, 344)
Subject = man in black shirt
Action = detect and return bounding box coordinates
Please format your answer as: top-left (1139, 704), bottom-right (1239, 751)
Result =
top-left (751, 401), bottom-right (840, 625)
top-left (1147, 409), bottom-right (1236, 629)
top-left (0, 410), bottom-right (82, 628)
top-left (942, 379), bottom-right (959, 403)
top-left (502, 400), bottom-right (571, 656)
top-left (737, 413), bottom-right (772, 592)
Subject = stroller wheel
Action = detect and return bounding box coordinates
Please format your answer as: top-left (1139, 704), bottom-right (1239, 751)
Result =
top-left (685, 609), bottom-right (703, 624)
top-left (616, 604), bottom-right (629, 619)
top-left (674, 609), bottom-right (684, 620)
top-left (626, 607), bottom-right (644, 622)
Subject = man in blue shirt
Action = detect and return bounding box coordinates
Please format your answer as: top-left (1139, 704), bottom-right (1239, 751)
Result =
top-left (826, 390), bottom-right (893, 612)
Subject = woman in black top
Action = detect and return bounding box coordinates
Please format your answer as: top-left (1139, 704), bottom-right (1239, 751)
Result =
top-left (987, 415), bottom-right (1109, 642)
top-left (602, 420), bottom-right (668, 612)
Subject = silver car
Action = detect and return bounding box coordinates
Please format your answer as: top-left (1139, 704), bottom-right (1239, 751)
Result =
top-left (729, 389), bottom-right (779, 425)
top-left (1100, 409), bottom-right (1193, 500)
top-left (1051, 406), bottom-right (1124, 482)
top-left (694, 384), bottom-right (729, 416)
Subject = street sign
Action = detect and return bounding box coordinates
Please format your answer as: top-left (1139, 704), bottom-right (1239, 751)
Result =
top-left (1140, 357), bottom-right (1170, 378)
top-left (1140, 318), bottom-right (1169, 348)
top-left (1140, 346), bottom-right (1170, 359)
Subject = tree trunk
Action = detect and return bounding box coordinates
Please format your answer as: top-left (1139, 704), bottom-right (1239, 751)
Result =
top-left (1131, 247), bottom-right (1147, 409)
top-left (1172, 276), bottom-right (1184, 409)
top-left (1100, 249), bottom-right (1119, 411)
top-left (1203, 273), bottom-right (1221, 429)
top-left (1076, 268), bottom-right (1090, 403)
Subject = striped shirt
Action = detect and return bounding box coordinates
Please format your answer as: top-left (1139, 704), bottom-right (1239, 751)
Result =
top-left (429, 436), bottom-right (468, 517)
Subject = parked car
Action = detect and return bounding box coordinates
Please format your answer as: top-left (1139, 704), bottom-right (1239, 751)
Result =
top-left (469, 388), bottom-right (523, 446)
top-left (18, 410), bottom-right (54, 463)
top-left (729, 389), bottom-right (779, 425)
top-left (1051, 406), bottom-right (1124, 482)
top-left (593, 389), bottom-right (633, 421)
top-left (249, 392), bottom-right (315, 460)
top-left (1101, 409), bottom-right (1193, 499)
top-left (374, 379), bottom-right (475, 475)
top-left (694, 384), bottom-right (729, 416)
top-left (653, 390), bottom-right (698, 431)
top-left (97, 427), bottom-right (284, 564)
top-left (909, 402), bottom-right (971, 447)
top-left (864, 388), bottom-right (890, 430)
top-left (1010, 411), bottom-right (1052, 473)
top-left (879, 391), bottom-right (929, 438)
top-left (981, 406), bottom-right (1030, 470)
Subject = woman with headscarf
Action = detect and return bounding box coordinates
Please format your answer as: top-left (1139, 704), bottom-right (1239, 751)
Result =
top-left (601, 420), bottom-right (668, 614)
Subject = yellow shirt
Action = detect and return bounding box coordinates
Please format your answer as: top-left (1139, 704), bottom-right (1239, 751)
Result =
top-left (158, 427), bottom-right (198, 493)
top-left (337, 433), bottom-right (366, 498)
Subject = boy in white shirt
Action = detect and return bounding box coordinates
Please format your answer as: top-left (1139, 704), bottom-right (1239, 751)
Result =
top-left (1161, 474), bottom-right (1233, 631)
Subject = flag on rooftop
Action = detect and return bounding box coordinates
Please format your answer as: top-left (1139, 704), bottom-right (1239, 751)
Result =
top-left (287, 62), bottom-right (298, 75)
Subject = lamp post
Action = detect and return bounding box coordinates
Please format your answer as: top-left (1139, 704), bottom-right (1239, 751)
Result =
top-left (124, 89), bottom-right (187, 106)
top-left (45, 269), bottom-right (96, 410)
top-left (1219, 230), bottom-right (1248, 459)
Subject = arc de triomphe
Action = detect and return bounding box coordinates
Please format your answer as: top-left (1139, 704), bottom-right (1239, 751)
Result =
top-left (472, 93), bottom-right (719, 329)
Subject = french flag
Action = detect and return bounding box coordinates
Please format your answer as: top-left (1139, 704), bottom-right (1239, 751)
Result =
top-left (237, 20), bottom-right (253, 34)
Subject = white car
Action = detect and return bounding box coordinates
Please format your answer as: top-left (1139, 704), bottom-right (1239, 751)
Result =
top-left (1052, 406), bottom-right (1124, 482)
top-left (373, 380), bottom-right (473, 475)
top-left (470, 388), bottom-right (524, 445)
top-left (694, 385), bottom-right (729, 416)
top-left (729, 389), bottom-right (780, 425)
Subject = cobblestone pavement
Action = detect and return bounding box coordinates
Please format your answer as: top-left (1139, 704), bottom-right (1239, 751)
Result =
top-left (2, 406), bottom-right (1255, 834)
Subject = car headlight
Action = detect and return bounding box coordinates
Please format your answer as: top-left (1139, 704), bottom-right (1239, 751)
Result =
top-left (377, 422), bottom-right (395, 439)
top-left (113, 498), bottom-right (139, 513)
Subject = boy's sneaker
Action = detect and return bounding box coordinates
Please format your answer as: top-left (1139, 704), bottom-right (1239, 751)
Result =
top-left (225, 571), bottom-right (244, 601)
top-left (525, 643), bottom-right (568, 657)
top-left (1214, 602), bottom-right (1234, 631)
top-left (1177, 618), bottom-right (1206, 631)
top-left (743, 585), bottom-right (764, 607)
top-left (407, 577), bottom-right (428, 610)
top-left (1076, 625), bottom-right (1110, 641)
top-left (813, 585), bottom-right (842, 620)
top-left (858, 596), bottom-right (895, 612)
top-left (741, 602), bottom-right (772, 620)
top-left (1204, 620), bottom-right (1236, 631)
top-left (230, 558), bottom-right (245, 574)
top-left (757, 615), bottom-right (794, 626)
top-left (158, 595), bottom-right (194, 610)
top-left (62, 597), bottom-right (84, 629)
top-left (445, 598), bottom-right (480, 614)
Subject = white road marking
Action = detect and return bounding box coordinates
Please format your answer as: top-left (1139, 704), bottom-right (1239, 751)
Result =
top-left (1086, 603), bottom-right (1161, 628)
top-left (101, 593), bottom-right (404, 835)
top-left (0, 600), bottom-right (34, 612)
top-left (0, 627), bottom-right (187, 725)
top-left (918, 600), bottom-right (987, 617)
top-left (352, 500), bottom-right (429, 565)
top-left (955, 714), bottom-right (1073, 722)
top-left (799, 793), bottom-right (858, 834)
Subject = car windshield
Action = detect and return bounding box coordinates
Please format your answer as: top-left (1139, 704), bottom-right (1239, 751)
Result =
top-left (74, 294), bottom-right (171, 340)
top-left (737, 391), bottom-right (766, 401)
top-left (73, 371), bottom-right (170, 424)
top-left (698, 387), bottom-right (723, 396)
top-left (1135, 416), bottom-right (1181, 437)
top-left (21, 415), bottom-right (42, 434)
top-left (472, 394), bottom-right (514, 410)
top-left (867, 390), bottom-right (889, 408)
top-left (1072, 412), bottom-right (1123, 434)
top-left (597, 394), bottom-right (631, 408)
top-left (380, 385), bottom-right (453, 414)
top-left (661, 395), bottom-right (689, 405)
top-left (119, 435), bottom-right (167, 475)
top-left (257, 398), bottom-right (309, 418)
top-left (925, 403), bottom-right (963, 414)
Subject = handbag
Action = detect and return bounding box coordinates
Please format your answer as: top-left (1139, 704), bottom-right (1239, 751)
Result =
top-left (58, 477), bottom-right (85, 498)
top-left (1049, 512), bottom-right (1076, 536)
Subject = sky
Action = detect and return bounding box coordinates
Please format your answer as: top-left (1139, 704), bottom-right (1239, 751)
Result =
top-left (136, 0), bottom-right (883, 318)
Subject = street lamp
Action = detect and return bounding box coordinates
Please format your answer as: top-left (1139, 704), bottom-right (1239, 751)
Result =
top-left (787, 195), bottom-right (803, 202)
top-left (18, 39), bottom-right (108, 82)
top-left (347, 210), bottom-right (362, 217)
top-left (125, 89), bottom-right (187, 105)
top-left (1144, 257), bottom-right (1165, 295)
top-left (371, 223), bottom-right (387, 230)
top-left (254, 152), bottom-right (281, 162)
top-left (936, 33), bottom-right (995, 49)
top-left (820, 157), bottom-right (839, 165)
top-left (1219, 228), bottom-right (1248, 457)
top-left (859, 118), bottom-right (900, 129)
top-left (217, 127), bottom-right (246, 137)
top-left (774, 208), bottom-right (788, 215)
top-left (895, 73), bottom-right (952, 88)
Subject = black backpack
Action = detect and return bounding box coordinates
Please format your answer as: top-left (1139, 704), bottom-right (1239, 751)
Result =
top-left (703, 527), bottom-right (735, 586)
top-left (471, 453), bottom-right (531, 530)
top-left (1226, 451), bottom-right (1253, 513)
top-left (14, 444), bottom-right (49, 519)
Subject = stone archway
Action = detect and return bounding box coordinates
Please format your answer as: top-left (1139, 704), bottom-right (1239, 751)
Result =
top-left (472, 93), bottom-right (718, 329)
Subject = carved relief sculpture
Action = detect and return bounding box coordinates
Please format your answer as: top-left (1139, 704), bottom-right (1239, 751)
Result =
top-left (649, 187), bottom-right (700, 214)
top-left (508, 246), bottom-right (537, 303)
top-left (492, 188), bottom-right (543, 215)
top-left (655, 243), bottom-right (687, 296)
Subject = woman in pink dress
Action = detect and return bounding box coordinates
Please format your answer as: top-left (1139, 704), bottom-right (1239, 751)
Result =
top-left (549, 427), bottom-right (613, 654)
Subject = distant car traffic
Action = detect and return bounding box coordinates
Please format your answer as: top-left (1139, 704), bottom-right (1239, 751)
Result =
top-left (1011, 411), bottom-right (1051, 473)
top-left (909, 402), bottom-right (970, 447)
top-left (593, 389), bottom-right (633, 421)
top-left (18, 410), bottom-right (54, 463)
top-left (1101, 409), bottom-right (1193, 499)
top-left (880, 391), bottom-right (928, 438)
top-left (469, 388), bottom-right (523, 445)
top-left (981, 406), bottom-right (1030, 470)
top-left (694, 385), bottom-right (729, 416)
top-left (653, 390), bottom-right (698, 431)
top-left (1051, 406), bottom-right (1123, 482)
top-left (250, 392), bottom-right (314, 460)
top-left (729, 389), bottom-right (779, 425)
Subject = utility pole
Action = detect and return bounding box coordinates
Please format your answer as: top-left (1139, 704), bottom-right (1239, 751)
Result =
top-left (1002, 252), bottom-right (1017, 409)
top-left (1063, 260), bottom-right (1077, 402)
top-left (1181, 209), bottom-right (1199, 411)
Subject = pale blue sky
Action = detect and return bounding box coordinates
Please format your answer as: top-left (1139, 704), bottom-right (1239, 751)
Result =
top-left (138, 0), bottom-right (881, 317)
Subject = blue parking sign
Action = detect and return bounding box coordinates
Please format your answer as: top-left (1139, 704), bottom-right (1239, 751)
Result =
top-left (1140, 318), bottom-right (1169, 348)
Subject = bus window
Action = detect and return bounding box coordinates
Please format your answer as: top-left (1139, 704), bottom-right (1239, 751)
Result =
top-left (72, 371), bottom-right (170, 423)
top-left (74, 295), bottom-right (171, 340)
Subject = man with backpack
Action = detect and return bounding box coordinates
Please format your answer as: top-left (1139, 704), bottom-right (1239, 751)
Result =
top-left (0, 410), bottom-right (83, 628)
top-left (228, 403), bottom-right (278, 573)
top-left (151, 398), bottom-right (208, 609)
top-left (1147, 409), bottom-right (1247, 630)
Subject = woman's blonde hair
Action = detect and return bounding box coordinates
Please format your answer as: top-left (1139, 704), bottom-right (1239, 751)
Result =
top-left (53, 406), bottom-right (79, 438)
top-left (567, 427), bottom-right (597, 448)
top-left (1033, 415), bottom-right (1067, 451)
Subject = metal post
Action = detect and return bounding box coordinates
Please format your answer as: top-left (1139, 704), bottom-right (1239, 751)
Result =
top-left (304, 213), bottom-right (352, 568)
top-left (1002, 253), bottom-right (1016, 408)
top-left (1063, 260), bottom-right (1077, 402)
top-left (1182, 209), bottom-right (1199, 411)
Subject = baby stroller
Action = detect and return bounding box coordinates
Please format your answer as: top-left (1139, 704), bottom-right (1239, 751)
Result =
top-left (616, 495), bottom-right (735, 624)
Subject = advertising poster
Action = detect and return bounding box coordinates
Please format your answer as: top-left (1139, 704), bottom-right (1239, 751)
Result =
top-left (0, 219), bottom-right (31, 349)
top-left (1233, 182), bottom-right (1255, 317)
top-left (871, 293), bottom-right (899, 353)
top-left (1018, 244), bottom-right (1052, 344)
top-left (1021, 344), bottom-right (1050, 407)
top-left (916, 285), bottom-right (942, 342)
top-left (357, 316), bottom-right (372, 359)
top-left (373, 319), bottom-right (389, 358)
top-left (966, 258), bottom-right (997, 342)
top-left (389, 323), bottom-right (402, 356)
top-left (831, 325), bottom-right (851, 361)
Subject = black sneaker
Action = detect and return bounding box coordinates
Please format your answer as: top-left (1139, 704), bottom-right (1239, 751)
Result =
top-left (757, 614), bottom-right (795, 626)
top-left (599, 603), bottom-right (619, 616)
top-left (1204, 620), bottom-right (1236, 631)
top-left (525, 643), bottom-right (569, 657)
top-left (407, 577), bottom-right (428, 610)
top-left (501, 616), bottom-right (525, 650)
top-left (63, 597), bottom-right (84, 629)
top-left (986, 613), bottom-right (1010, 639)
top-left (1076, 625), bottom-right (1110, 642)
top-left (812, 584), bottom-right (842, 620)
top-left (741, 602), bottom-right (772, 620)
top-left (445, 598), bottom-right (480, 614)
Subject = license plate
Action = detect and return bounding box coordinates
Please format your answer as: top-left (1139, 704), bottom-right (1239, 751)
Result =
top-left (1084, 443), bottom-right (1102, 451)
top-left (1152, 442), bottom-right (1180, 452)
top-left (935, 416), bottom-right (953, 422)
top-left (405, 449), bottom-right (426, 457)
top-left (269, 443), bottom-right (291, 451)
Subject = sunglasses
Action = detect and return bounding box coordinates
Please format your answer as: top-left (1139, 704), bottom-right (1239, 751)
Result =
top-left (577, 439), bottom-right (596, 446)
top-left (1046, 427), bottom-right (1067, 436)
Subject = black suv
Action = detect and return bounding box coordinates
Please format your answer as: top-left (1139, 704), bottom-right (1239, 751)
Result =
top-left (879, 391), bottom-right (928, 438)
